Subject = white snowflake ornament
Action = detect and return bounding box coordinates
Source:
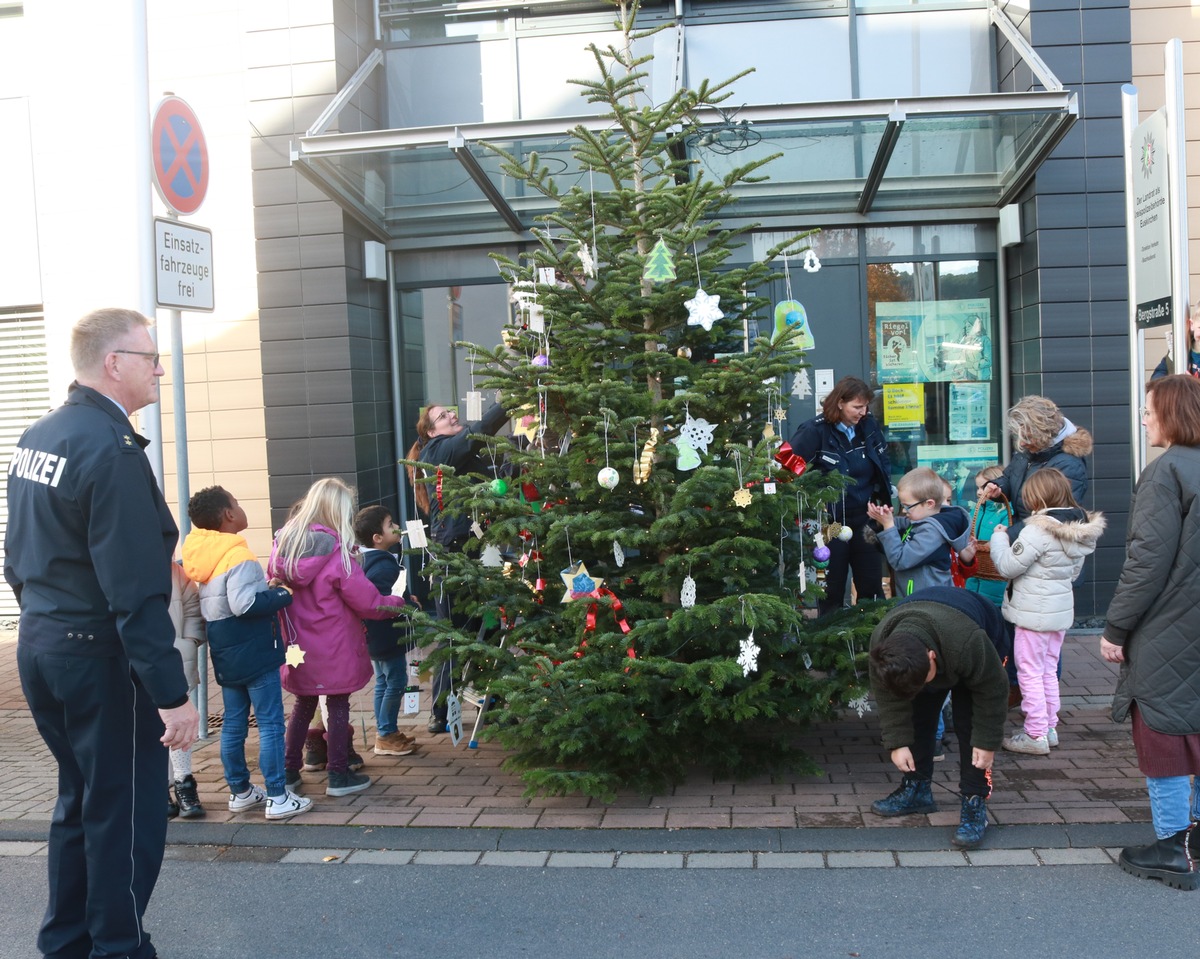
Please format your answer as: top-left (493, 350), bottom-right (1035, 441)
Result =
top-left (684, 287), bottom-right (724, 332)
top-left (676, 414), bottom-right (717, 454)
top-left (847, 692), bottom-right (871, 718)
top-left (737, 632), bottom-right (761, 676)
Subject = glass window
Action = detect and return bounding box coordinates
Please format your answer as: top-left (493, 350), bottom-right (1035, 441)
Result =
top-left (867, 258), bottom-right (1000, 508)
top-left (855, 9), bottom-right (991, 98)
top-left (386, 39), bottom-right (514, 126)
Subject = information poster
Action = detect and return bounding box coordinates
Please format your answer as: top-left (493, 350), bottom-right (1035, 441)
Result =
top-left (948, 382), bottom-right (992, 441)
top-left (883, 383), bottom-right (925, 430)
top-left (917, 442), bottom-right (1000, 509)
top-left (877, 300), bottom-right (993, 383)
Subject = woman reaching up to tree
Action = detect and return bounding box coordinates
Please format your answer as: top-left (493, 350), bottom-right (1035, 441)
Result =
top-left (787, 376), bottom-right (892, 615)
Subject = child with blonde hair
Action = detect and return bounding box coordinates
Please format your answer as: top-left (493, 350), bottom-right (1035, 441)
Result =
top-left (269, 478), bottom-right (407, 797)
top-left (988, 468), bottom-right (1105, 755)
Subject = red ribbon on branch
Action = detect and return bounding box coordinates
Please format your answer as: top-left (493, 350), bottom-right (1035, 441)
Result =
top-left (773, 442), bottom-right (807, 476)
top-left (436, 468), bottom-right (444, 510)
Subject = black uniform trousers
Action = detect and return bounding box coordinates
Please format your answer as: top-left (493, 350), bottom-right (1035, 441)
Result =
top-left (908, 683), bottom-right (991, 799)
top-left (19, 640), bottom-right (166, 959)
top-left (819, 512), bottom-right (884, 615)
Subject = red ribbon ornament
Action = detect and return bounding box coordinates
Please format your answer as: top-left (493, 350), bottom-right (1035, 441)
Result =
top-left (436, 468), bottom-right (444, 510)
top-left (773, 442), bottom-right (807, 476)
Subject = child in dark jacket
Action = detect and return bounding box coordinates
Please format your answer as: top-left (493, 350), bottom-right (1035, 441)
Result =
top-left (867, 467), bottom-right (972, 598)
top-left (182, 486), bottom-right (312, 821)
top-left (353, 505), bottom-right (417, 758)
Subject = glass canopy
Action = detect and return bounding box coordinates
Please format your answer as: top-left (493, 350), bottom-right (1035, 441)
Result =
top-left (293, 90), bottom-right (1077, 245)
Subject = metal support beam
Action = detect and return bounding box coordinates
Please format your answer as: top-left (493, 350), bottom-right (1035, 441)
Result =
top-left (857, 104), bottom-right (904, 215)
top-left (449, 131), bottom-right (523, 234)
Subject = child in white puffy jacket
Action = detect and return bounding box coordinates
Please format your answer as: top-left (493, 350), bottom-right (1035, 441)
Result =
top-left (988, 468), bottom-right (1105, 756)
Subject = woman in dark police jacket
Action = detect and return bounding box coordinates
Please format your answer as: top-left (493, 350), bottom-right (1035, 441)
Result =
top-left (1101, 374), bottom-right (1200, 892)
top-left (787, 376), bottom-right (891, 615)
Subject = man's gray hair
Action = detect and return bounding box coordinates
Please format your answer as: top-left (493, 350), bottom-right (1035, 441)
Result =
top-left (70, 308), bottom-right (152, 376)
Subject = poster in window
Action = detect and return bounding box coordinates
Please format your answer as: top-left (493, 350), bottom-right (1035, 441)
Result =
top-left (883, 383), bottom-right (925, 431)
top-left (948, 382), bottom-right (992, 441)
top-left (917, 443), bottom-right (1000, 509)
top-left (877, 300), bottom-right (992, 383)
top-left (877, 314), bottom-right (920, 383)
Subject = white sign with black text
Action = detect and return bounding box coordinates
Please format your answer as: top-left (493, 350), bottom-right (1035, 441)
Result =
top-left (154, 218), bottom-right (214, 311)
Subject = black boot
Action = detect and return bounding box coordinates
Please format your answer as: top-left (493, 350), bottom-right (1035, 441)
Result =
top-left (1119, 826), bottom-right (1197, 891)
top-left (167, 787), bottom-right (179, 820)
top-left (173, 774), bottom-right (206, 819)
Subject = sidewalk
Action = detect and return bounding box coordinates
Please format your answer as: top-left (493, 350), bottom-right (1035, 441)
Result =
top-left (0, 629), bottom-right (1148, 841)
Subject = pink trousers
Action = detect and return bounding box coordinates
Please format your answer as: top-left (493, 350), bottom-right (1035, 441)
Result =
top-left (1014, 626), bottom-right (1065, 739)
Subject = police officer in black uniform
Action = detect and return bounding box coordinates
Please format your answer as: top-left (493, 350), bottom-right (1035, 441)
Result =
top-left (5, 307), bottom-right (200, 959)
top-left (788, 375), bottom-right (892, 615)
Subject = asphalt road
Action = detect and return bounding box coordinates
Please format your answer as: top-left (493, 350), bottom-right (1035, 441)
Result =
top-left (0, 856), bottom-right (1190, 959)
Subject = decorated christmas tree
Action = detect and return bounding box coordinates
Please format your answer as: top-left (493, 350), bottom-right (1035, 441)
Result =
top-left (405, 0), bottom-right (887, 800)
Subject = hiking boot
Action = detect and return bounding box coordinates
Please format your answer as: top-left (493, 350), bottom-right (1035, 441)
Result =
top-left (173, 774), bottom-right (206, 819)
top-left (427, 715), bottom-right (447, 734)
top-left (1046, 727), bottom-right (1059, 748)
top-left (374, 731), bottom-right (416, 756)
top-left (1119, 827), bottom-right (1198, 891)
top-left (265, 790), bottom-right (313, 821)
top-left (228, 784), bottom-right (267, 812)
top-left (348, 744), bottom-right (365, 771)
top-left (285, 767), bottom-right (303, 791)
top-left (952, 795), bottom-right (989, 849)
top-left (326, 770), bottom-right (372, 797)
top-left (302, 731), bottom-right (328, 771)
top-left (1002, 730), bottom-right (1050, 755)
top-left (871, 777), bottom-right (936, 817)
top-left (167, 789), bottom-right (179, 820)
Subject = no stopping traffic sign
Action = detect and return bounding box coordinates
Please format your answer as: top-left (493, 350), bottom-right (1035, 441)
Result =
top-left (151, 96), bottom-right (208, 215)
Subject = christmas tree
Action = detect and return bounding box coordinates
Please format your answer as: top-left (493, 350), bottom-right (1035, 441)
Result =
top-left (405, 0), bottom-right (887, 801)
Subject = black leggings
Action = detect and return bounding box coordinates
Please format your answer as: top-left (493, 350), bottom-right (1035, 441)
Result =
top-left (910, 685), bottom-right (992, 799)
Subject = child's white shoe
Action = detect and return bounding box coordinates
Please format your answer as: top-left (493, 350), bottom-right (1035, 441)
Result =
top-left (1046, 727), bottom-right (1059, 748)
top-left (228, 785), bottom-right (267, 812)
top-left (1002, 730), bottom-right (1050, 755)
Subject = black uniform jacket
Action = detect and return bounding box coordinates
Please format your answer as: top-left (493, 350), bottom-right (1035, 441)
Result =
top-left (4, 383), bottom-right (188, 708)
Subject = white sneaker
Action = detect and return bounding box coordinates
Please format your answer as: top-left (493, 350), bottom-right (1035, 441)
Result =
top-left (265, 790), bottom-right (313, 821)
top-left (1002, 731), bottom-right (1050, 756)
top-left (1047, 727), bottom-right (1059, 748)
top-left (228, 784), bottom-right (267, 812)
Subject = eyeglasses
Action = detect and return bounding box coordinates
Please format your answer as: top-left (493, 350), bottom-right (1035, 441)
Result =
top-left (899, 500), bottom-right (928, 512)
top-left (1139, 406), bottom-right (1156, 419)
top-left (113, 349), bottom-right (161, 366)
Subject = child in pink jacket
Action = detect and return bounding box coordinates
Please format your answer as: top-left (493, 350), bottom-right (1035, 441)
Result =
top-left (269, 478), bottom-right (405, 797)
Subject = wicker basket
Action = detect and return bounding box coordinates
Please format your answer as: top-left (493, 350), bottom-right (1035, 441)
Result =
top-left (970, 493), bottom-right (1013, 582)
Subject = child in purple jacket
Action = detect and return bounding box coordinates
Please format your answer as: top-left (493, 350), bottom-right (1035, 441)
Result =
top-left (269, 478), bottom-right (406, 797)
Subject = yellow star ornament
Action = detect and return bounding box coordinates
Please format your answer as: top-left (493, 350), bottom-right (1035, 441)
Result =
top-left (284, 644), bottom-right (306, 668)
top-left (560, 561), bottom-right (603, 602)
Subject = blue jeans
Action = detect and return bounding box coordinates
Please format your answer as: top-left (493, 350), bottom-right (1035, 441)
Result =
top-left (373, 654), bottom-right (408, 736)
top-left (1146, 775), bottom-right (1200, 839)
top-left (220, 669), bottom-right (286, 797)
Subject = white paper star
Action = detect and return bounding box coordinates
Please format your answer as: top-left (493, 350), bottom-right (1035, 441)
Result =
top-left (737, 632), bottom-right (760, 676)
top-left (684, 287), bottom-right (724, 332)
top-left (284, 644), bottom-right (306, 668)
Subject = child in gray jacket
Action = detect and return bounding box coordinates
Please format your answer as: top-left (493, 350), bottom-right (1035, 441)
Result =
top-left (868, 467), bottom-right (972, 598)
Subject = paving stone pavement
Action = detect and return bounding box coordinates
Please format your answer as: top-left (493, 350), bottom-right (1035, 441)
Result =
top-left (0, 627), bottom-right (1152, 853)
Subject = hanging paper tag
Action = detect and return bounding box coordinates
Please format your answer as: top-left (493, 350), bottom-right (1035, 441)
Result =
top-left (537, 267), bottom-right (556, 286)
top-left (559, 431), bottom-right (572, 456)
top-left (470, 520), bottom-right (484, 539)
top-left (466, 390), bottom-right (483, 420)
top-left (409, 660), bottom-right (421, 679)
top-left (403, 687), bottom-right (420, 715)
top-left (802, 651), bottom-right (813, 670)
top-left (405, 520), bottom-right (428, 548)
top-left (763, 482), bottom-right (777, 495)
top-left (528, 303), bottom-right (545, 334)
top-left (446, 692), bottom-right (463, 746)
